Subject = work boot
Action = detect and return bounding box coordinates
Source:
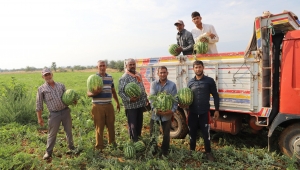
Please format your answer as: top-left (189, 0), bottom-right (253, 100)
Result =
top-left (43, 152), bottom-right (52, 160)
top-left (205, 152), bottom-right (215, 162)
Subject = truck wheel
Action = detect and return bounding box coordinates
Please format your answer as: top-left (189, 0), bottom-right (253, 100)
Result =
top-left (279, 123), bottom-right (300, 159)
top-left (170, 110), bottom-right (189, 139)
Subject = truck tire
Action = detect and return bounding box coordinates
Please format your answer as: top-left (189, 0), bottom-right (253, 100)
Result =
top-left (170, 110), bottom-right (189, 139)
top-left (279, 123), bottom-right (300, 159)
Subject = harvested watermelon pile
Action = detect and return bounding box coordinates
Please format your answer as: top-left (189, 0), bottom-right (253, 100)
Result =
top-left (87, 74), bottom-right (103, 92)
top-left (62, 89), bottom-right (80, 105)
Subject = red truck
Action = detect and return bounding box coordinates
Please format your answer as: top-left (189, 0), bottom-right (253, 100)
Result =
top-left (134, 11), bottom-right (300, 159)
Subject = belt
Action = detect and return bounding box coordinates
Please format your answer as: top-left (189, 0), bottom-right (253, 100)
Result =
top-left (51, 107), bottom-right (68, 113)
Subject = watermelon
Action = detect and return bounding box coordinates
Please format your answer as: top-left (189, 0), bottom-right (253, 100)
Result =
top-left (177, 87), bottom-right (193, 106)
top-left (134, 141), bottom-right (145, 152)
top-left (125, 82), bottom-right (141, 98)
top-left (87, 74), bottom-right (103, 92)
top-left (62, 89), bottom-right (80, 105)
top-left (168, 44), bottom-right (180, 56)
top-left (149, 91), bottom-right (176, 112)
top-left (194, 41), bottom-right (208, 54)
top-left (124, 144), bottom-right (136, 159)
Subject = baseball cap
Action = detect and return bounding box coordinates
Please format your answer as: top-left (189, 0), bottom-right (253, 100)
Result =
top-left (174, 20), bottom-right (184, 26)
top-left (42, 68), bottom-right (52, 75)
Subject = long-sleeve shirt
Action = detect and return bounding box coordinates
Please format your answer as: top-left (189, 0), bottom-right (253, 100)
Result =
top-left (191, 23), bottom-right (219, 54)
top-left (187, 76), bottom-right (219, 115)
top-left (36, 82), bottom-right (67, 112)
top-left (176, 29), bottom-right (195, 55)
top-left (118, 73), bottom-right (147, 109)
top-left (150, 79), bottom-right (177, 121)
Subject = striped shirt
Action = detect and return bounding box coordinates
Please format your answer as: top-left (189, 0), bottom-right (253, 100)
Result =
top-left (92, 73), bottom-right (114, 104)
top-left (36, 82), bottom-right (67, 112)
top-left (118, 73), bottom-right (147, 109)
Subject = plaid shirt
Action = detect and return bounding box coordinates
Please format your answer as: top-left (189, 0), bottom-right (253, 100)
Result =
top-left (118, 73), bottom-right (147, 109)
top-left (36, 82), bottom-right (67, 112)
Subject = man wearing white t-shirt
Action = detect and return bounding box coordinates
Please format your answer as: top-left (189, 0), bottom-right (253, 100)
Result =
top-left (191, 11), bottom-right (219, 54)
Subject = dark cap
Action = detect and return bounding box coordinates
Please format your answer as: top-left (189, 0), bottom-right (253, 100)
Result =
top-left (41, 68), bottom-right (51, 75)
top-left (174, 20), bottom-right (184, 26)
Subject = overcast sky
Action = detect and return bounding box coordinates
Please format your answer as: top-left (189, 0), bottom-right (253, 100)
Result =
top-left (0, 0), bottom-right (299, 69)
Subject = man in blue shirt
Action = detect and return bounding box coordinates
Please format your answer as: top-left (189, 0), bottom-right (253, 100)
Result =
top-left (186, 60), bottom-right (219, 162)
top-left (149, 66), bottom-right (177, 156)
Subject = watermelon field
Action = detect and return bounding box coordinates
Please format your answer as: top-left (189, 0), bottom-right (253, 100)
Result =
top-left (0, 70), bottom-right (299, 170)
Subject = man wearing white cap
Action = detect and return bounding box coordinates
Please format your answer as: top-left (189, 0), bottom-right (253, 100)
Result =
top-left (36, 68), bottom-right (76, 160)
top-left (174, 20), bottom-right (195, 55)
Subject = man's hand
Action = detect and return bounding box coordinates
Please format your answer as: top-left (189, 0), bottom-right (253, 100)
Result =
top-left (209, 33), bottom-right (216, 39)
top-left (175, 47), bottom-right (183, 53)
top-left (116, 103), bottom-right (120, 113)
top-left (130, 97), bottom-right (139, 103)
top-left (38, 118), bottom-right (44, 127)
top-left (200, 37), bottom-right (209, 43)
top-left (93, 87), bottom-right (102, 95)
top-left (213, 111), bottom-right (219, 121)
top-left (178, 103), bottom-right (189, 109)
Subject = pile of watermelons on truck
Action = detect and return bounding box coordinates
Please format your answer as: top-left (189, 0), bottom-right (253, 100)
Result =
top-left (129, 10), bottom-right (300, 159)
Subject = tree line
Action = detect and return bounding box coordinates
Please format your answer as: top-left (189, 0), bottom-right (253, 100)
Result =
top-left (0, 60), bottom-right (125, 73)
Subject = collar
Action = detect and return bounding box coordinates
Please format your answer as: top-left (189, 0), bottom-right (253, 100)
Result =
top-left (97, 73), bottom-right (107, 77)
top-left (155, 79), bottom-right (169, 84)
top-left (193, 75), bottom-right (206, 81)
top-left (177, 29), bottom-right (186, 35)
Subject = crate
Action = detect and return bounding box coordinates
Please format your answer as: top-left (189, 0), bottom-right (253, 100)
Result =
top-left (210, 115), bottom-right (242, 135)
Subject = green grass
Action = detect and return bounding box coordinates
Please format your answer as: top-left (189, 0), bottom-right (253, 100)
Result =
top-left (0, 71), bottom-right (299, 169)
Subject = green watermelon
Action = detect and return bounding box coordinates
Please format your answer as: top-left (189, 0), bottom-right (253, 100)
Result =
top-left (124, 144), bottom-right (136, 159)
top-left (149, 91), bottom-right (175, 112)
top-left (125, 82), bottom-right (141, 98)
top-left (168, 44), bottom-right (180, 56)
top-left (62, 89), bottom-right (80, 105)
top-left (194, 41), bottom-right (208, 54)
top-left (177, 87), bottom-right (193, 106)
top-left (134, 141), bottom-right (145, 152)
top-left (87, 74), bottom-right (103, 92)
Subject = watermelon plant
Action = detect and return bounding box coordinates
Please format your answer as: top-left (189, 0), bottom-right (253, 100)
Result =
top-left (62, 89), bottom-right (80, 105)
top-left (168, 44), bottom-right (180, 56)
top-left (87, 74), bottom-right (103, 92)
top-left (177, 87), bottom-right (193, 106)
top-left (124, 82), bottom-right (141, 98)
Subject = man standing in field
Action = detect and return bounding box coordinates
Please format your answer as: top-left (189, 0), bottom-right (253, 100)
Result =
top-left (187, 60), bottom-right (219, 162)
top-left (87, 60), bottom-right (120, 151)
top-left (149, 66), bottom-right (177, 156)
top-left (174, 20), bottom-right (195, 55)
top-left (36, 68), bottom-right (76, 160)
top-left (118, 58), bottom-right (148, 142)
top-left (191, 11), bottom-right (219, 54)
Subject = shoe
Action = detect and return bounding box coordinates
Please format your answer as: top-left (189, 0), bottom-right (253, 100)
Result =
top-left (66, 147), bottom-right (82, 155)
top-left (43, 152), bottom-right (52, 160)
top-left (205, 152), bottom-right (215, 162)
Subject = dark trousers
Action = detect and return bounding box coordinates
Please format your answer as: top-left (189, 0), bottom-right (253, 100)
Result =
top-left (150, 119), bottom-right (171, 152)
top-left (125, 107), bottom-right (144, 142)
top-left (188, 112), bottom-right (211, 153)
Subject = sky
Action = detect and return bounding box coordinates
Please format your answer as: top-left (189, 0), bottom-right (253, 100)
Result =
top-left (0, 0), bottom-right (299, 70)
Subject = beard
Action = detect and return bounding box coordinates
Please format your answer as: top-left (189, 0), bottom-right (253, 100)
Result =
top-left (128, 68), bottom-right (135, 73)
top-left (195, 71), bottom-right (203, 77)
top-left (46, 78), bottom-right (54, 83)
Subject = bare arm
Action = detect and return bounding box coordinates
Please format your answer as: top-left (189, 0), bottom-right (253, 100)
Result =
top-left (112, 88), bottom-right (120, 112)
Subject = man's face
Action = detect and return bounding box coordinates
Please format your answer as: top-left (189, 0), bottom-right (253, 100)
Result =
top-left (192, 16), bottom-right (202, 25)
top-left (175, 23), bottom-right (184, 32)
top-left (193, 64), bottom-right (204, 76)
top-left (126, 61), bottom-right (136, 73)
top-left (97, 62), bottom-right (107, 74)
top-left (157, 68), bottom-right (168, 81)
top-left (42, 73), bottom-right (54, 83)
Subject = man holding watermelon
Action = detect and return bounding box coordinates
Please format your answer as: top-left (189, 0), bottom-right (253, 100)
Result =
top-left (185, 60), bottom-right (220, 162)
top-left (149, 66), bottom-right (177, 156)
top-left (87, 60), bottom-right (120, 151)
top-left (118, 58), bottom-right (148, 142)
top-left (191, 11), bottom-right (219, 54)
top-left (36, 68), bottom-right (76, 160)
top-left (174, 20), bottom-right (195, 55)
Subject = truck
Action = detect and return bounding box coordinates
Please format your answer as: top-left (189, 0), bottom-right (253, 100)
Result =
top-left (133, 11), bottom-right (300, 159)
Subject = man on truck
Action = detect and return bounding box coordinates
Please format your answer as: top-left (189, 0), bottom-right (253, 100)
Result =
top-left (191, 11), bottom-right (219, 54)
top-left (174, 20), bottom-right (195, 55)
top-left (187, 60), bottom-right (220, 162)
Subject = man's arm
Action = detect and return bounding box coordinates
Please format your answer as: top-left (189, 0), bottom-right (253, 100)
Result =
top-left (118, 77), bottom-right (130, 103)
top-left (36, 89), bottom-right (44, 126)
top-left (170, 83), bottom-right (178, 113)
top-left (210, 79), bottom-right (220, 120)
top-left (112, 87), bottom-right (120, 112)
top-left (207, 25), bottom-right (219, 44)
